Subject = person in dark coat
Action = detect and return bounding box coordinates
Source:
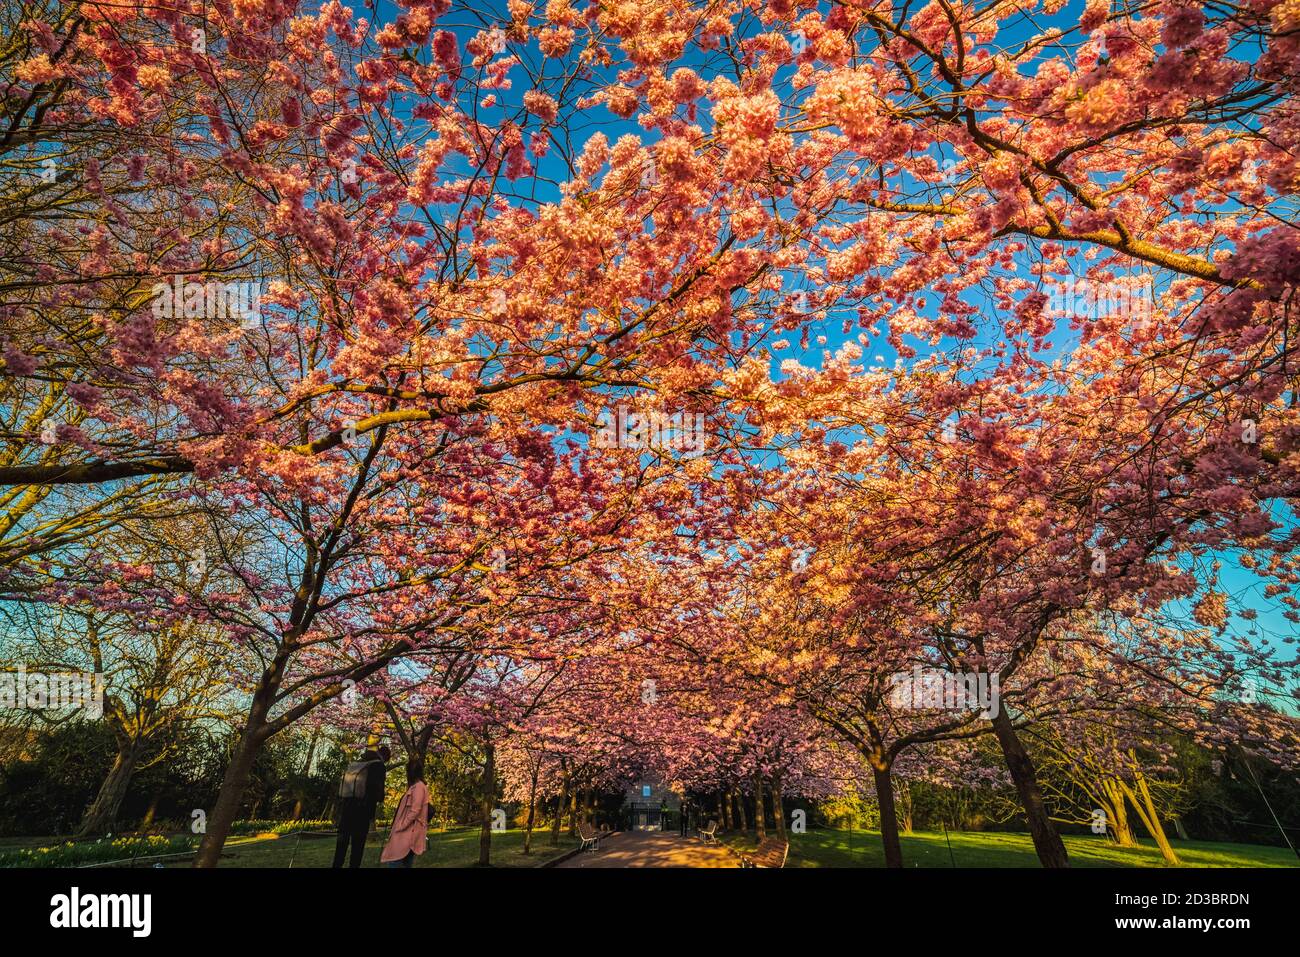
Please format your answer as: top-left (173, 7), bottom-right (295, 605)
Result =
top-left (332, 745), bottom-right (390, 868)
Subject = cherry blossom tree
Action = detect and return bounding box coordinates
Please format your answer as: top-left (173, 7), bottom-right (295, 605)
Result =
top-left (2, 0), bottom-right (1298, 870)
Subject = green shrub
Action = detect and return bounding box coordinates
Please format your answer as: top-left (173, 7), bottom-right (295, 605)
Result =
top-left (818, 792), bottom-right (881, 830)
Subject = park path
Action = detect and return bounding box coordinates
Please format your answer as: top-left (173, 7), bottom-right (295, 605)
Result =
top-left (555, 830), bottom-right (740, 868)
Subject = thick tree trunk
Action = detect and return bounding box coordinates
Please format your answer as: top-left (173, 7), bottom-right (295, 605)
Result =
top-left (194, 723), bottom-right (265, 867)
top-left (719, 790), bottom-right (731, 831)
top-left (478, 741), bottom-right (495, 866)
top-left (523, 763), bottom-right (539, 855)
top-left (873, 764), bottom-right (904, 869)
top-left (991, 709), bottom-right (1069, 868)
top-left (77, 742), bottom-right (142, 837)
top-left (771, 776), bottom-right (787, 841)
top-left (567, 786), bottom-right (578, 836)
top-left (753, 774), bottom-right (767, 838)
top-left (194, 651), bottom-right (295, 869)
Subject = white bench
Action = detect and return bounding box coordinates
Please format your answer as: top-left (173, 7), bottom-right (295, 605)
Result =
top-left (577, 821), bottom-right (602, 852)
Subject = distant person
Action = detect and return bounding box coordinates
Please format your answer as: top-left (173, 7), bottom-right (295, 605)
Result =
top-left (332, 744), bottom-right (390, 868)
top-left (381, 760), bottom-right (430, 868)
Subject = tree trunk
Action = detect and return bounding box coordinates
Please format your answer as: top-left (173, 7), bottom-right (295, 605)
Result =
top-left (732, 788), bottom-right (748, 831)
top-left (478, 741), bottom-right (495, 866)
top-left (719, 790), bottom-right (731, 831)
top-left (301, 726), bottom-right (320, 777)
top-left (1121, 770), bottom-right (1180, 865)
top-left (897, 779), bottom-right (914, 834)
top-left (77, 742), bottom-right (142, 837)
top-left (139, 789), bottom-right (163, 829)
top-left (194, 645), bottom-right (304, 869)
top-left (194, 722), bottom-right (265, 867)
top-left (551, 776), bottom-right (568, 845)
top-left (567, 786), bottom-right (578, 836)
top-left (523, 763), bottom-right (539, 855)
top-left (990, 709), bottom-right (1069, 868)
top-left (873, 764), bottom-right (904, 869)
top-left (771, 776), bottom-right (786, 841)
top-left (753, 774), bottom-right (767, 838)
top-left (1101, 778), bottom-right (1137, 847)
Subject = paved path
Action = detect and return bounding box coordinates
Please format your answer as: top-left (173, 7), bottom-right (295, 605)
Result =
top-left (555, 830), bottom-right (740, 868)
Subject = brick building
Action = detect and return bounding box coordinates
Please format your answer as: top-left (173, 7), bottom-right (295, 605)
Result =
top-left (623, 775), bottom-right (681, 830)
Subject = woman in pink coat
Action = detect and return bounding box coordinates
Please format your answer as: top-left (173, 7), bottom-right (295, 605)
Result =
top-left (381, 761), bottom-right (429, 867)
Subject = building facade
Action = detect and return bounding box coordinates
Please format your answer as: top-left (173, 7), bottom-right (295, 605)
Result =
top-left (622, 776), bottom-right (681, 830)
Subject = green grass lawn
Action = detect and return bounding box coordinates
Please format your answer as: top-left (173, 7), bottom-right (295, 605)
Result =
top-left (7, 826), bottom-right (1292, 868)
top-left (163, 826), bottom-right (579, 868)
top-left (0, 827), bottom-right (579, 868)
top-left (721, 829), bottom-right (1298, 868)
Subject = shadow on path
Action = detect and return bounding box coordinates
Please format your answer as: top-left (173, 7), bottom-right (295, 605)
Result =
top-left (555, 831), bottom-right (740, 868)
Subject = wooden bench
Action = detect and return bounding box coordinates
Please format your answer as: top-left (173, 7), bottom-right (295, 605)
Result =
top-left (698, 819), bottom-right (718, 843)
top-left (576, 821), bottom-right (603, 853)
top-left (741, 837), bottom-right (788, 868)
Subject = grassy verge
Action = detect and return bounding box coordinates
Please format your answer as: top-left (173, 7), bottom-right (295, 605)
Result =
top-left (8, 826), bottom-right (1291, 867)
top-left (1, 825), bottom-right (579, 868)
top-left (163, 826), bottom-right (579, 868)
top-left (720, 829), bottom-right (1299, 867)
